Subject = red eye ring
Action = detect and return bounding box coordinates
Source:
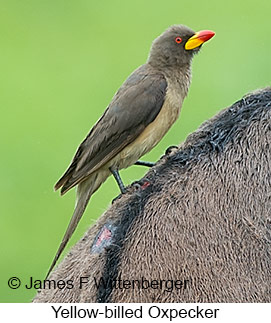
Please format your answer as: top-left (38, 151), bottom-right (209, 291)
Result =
top-left (175, 36), bottom-right (182, 44)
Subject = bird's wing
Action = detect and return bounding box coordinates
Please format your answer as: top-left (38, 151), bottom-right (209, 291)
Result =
top-left (55, 66), bottom-right (167, 194)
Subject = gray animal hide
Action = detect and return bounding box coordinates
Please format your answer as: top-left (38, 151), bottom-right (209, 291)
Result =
top-left (33, 88), bottom-right (271, 303)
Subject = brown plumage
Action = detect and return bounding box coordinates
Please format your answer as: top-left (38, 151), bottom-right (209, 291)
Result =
top-left (55, 71), bottom-right (167, 194)
top-left (47, 25), bottom-right (215, 278)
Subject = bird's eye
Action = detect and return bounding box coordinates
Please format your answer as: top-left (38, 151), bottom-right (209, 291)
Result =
top-left (175, 37), bottom-right (182, 44)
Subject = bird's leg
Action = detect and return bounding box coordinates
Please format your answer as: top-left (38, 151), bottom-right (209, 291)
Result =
top-left (134, 160), bottom-right (155, 167)
top-left (109, 167), bottom-right (126, 194)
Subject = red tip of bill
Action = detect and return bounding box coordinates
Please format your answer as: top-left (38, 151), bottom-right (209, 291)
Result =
top-left (196, 30), bottom-right (215, 42)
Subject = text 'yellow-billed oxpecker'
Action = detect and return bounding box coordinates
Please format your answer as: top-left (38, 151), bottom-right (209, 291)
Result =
top-left (47, 25), bottom-right (215, 277)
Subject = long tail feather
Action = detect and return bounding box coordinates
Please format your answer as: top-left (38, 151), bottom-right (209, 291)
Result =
top-left (46, 174), bottom-right (98, 279)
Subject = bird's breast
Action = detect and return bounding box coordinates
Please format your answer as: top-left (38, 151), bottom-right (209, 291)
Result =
top-left (110, 82), bottom-right (184, 169)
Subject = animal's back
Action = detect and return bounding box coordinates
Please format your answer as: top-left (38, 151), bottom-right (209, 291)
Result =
top-left (33, 88), bottom-right (271, 303)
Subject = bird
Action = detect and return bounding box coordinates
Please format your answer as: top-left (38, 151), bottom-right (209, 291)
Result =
top-left (47, 25), bottom-right (215, 278)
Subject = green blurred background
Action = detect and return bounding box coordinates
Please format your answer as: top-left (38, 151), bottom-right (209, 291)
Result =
top-left (0, 0), bottom-right (270, 302)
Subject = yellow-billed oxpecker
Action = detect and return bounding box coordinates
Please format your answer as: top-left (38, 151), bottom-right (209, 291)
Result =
top-left (47, 25), bottom-right (215, 277)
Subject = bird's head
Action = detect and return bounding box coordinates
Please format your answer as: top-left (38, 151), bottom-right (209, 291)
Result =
top-left (148, 25), bottom-right (215, 69)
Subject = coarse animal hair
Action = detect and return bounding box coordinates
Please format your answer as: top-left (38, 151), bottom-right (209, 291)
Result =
top-left (34, 87), bottom-right (271, 302)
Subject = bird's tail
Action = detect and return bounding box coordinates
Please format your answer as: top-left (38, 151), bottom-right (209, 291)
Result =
top-left (46, 172), bottom-right (101, 279)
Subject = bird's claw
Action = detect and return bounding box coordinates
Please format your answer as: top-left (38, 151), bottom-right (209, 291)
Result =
top-left (111, 193), bottom-right (123, 204)
top-left (131, 179), bottom-right (151, 191)
top-left (165, 145), bottom-right (178, 155)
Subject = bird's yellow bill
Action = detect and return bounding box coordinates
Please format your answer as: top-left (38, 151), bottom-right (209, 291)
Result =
top-left (185, 30), bottom-right (215, 50)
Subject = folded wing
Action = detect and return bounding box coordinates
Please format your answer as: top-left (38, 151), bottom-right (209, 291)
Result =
top-left (55, 65), bottom-right (167, 195)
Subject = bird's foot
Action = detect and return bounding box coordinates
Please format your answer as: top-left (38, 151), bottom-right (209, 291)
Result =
top-left (165, 145), bottom-right (178, 155)
top-left (111, 193), bottom-right (124, 204)
top-left (112, 179), bottom-right (151, 204)
top-left (131, 179), bottom-right (151, 191)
